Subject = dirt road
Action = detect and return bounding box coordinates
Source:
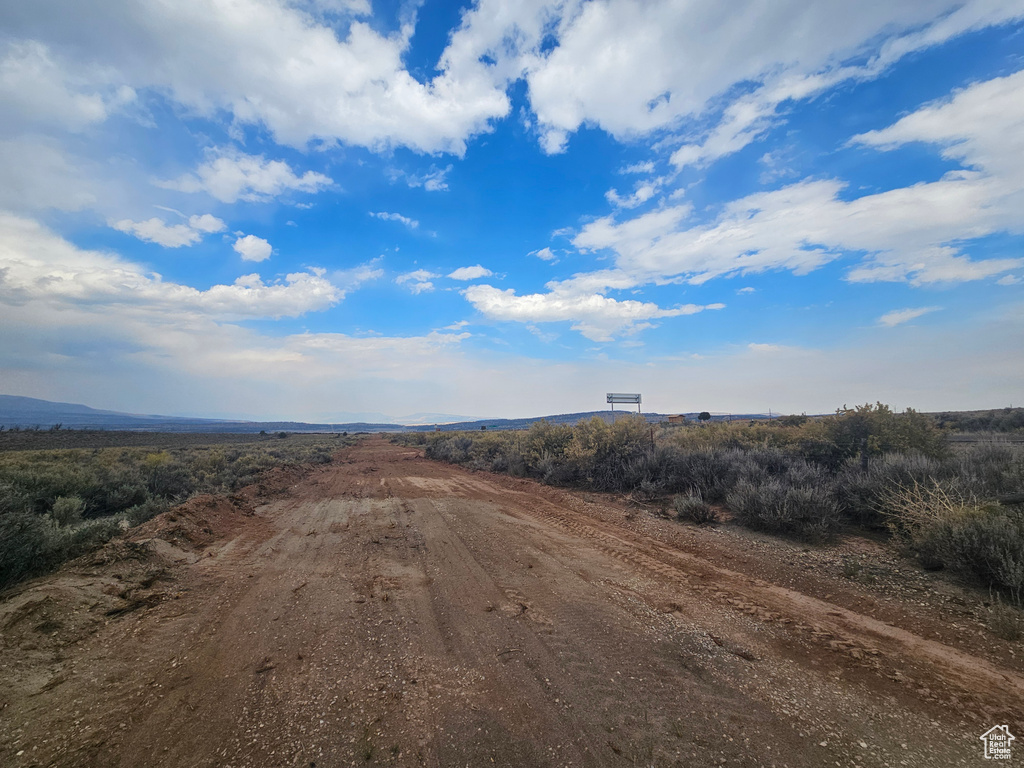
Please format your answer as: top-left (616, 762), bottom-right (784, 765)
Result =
top-left (2, 437), bottom-right (1021, 767)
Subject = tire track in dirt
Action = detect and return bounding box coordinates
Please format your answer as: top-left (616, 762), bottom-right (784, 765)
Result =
top-left (445, 473), bottom-right (1024, 726)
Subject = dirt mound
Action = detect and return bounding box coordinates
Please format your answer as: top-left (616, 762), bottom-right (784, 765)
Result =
top-left (130, 493), bottom-right (255, 551)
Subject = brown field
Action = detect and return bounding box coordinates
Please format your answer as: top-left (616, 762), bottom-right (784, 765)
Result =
top-left (0, 430), bottom-right (343, 453)
top-left (1, 436), bottom-right (1020, 767)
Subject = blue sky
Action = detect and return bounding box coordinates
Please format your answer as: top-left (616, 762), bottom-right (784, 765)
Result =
top-left (1, 0), bottom-right (1022, 422)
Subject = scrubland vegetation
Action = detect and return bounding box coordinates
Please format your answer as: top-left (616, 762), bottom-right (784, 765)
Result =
top-left (0, 436), bottom-right (341, 589)
top-left (398, 405), bottom-right (1024, 604)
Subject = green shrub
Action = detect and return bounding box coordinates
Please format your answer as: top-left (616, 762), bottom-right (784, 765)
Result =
top-left (727, 478), bottom-right (841, 541)
top-left (673, 494), bottom-right (717, 524)
top-left (0, 513), bottom-right (52, 588)
top-left (51, 495), bottom-right (85, 526)
top-left (885, 482), bottom-right (1024, 603)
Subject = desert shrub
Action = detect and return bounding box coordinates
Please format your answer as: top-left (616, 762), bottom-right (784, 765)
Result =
top-left (950, 442), bottom-right (1024, 498)
top-left (146, 460), bottom-right (196, 498)
top-left (833, 452), bottom-right (946, 528)
top-left (124, 498), bottom-right (170, 526)
top-left (0, 513), bottom-right (126, 589)
top-left (0, 435), bottom-right (343, 590)
top-left (936, 407), bottom-right (1024, 433)
top-left (0, 513), bottom-right (51, 588)
top-left (885, 481), bottom-right (1024, 603)
top-left (673, 494), bottom-right (717, 525)
top-left (664, 448), bottom-right (738, 502)
top-left (425, 435), bottom-right (474, 465)
top-left (727, 478), bottom-right (841, 541)
top-left (51, 495), bottom-right (86, 526)
top-left (522, 421), bottom-right (574, 466)
top-left (805, 403), bottom-right (947, 460)
top-left (988, 596), bottom-right (1023, 641)
top-left (45, 517), bottom-right (125, 566)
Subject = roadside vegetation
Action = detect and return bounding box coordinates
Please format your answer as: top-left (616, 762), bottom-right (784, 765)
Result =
top-left (0, 435), bottom-right (344, 589)
top-left (397, 405), bottom-right (1024, 604)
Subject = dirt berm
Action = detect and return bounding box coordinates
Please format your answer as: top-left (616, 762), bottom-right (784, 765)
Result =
top-left (1, 437), bottom-right (1020, 767)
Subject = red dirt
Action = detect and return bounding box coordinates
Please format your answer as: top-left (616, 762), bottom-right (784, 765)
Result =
top-left (1, 436), bottom-right (1020, 767)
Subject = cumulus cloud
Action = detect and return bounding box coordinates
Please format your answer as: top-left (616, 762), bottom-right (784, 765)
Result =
top-left (395, 269), bottom-right (439, 294)
top-left (447, 265), bottom-right (493, 280)
top-left (530, 247), bottom-right (558, 262)
top-left (464, 280), bottom-right (724, 341)
top-left (0, 213), bottom-right (339, 319)
top-left (160, 150), bottom-right (332, 203)
top-left (853, 70), bottom-right (1024, 179)
top-left (878, 307), bottom-right (941, 327)
top-left (2, 0), bottom-right (511, 154)
top-left (112, 213), bottom-right (226, 248)
top-left (574, 72), bottom-right (1024, 292)
top-left (370, 211), bottom-right (419, 229)
top-left (523, 0), bottom-right (1024, 159)
top-left (605, 180), bottom-right (661, 209)
top-left (233, 234), bottom-right (273, 262)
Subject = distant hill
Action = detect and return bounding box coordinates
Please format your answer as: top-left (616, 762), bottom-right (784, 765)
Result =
top-left (0, 395), bottom-right (774, 433)
top-left (0, 395), bottom-right (364, 433)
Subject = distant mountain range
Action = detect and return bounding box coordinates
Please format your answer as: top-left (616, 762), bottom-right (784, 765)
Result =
top-left (0, 394), bottom-right (773, 433)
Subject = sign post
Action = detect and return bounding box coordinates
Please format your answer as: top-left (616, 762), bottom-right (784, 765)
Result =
top-left (607, 393), bottom-right (642, 422)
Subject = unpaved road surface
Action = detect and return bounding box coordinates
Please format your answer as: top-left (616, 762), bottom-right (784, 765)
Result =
top-left (2, 437), bottom-right (1022, 767)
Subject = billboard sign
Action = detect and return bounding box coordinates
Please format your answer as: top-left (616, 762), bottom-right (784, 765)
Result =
top-left (607, 393), bottom-right (641, 404)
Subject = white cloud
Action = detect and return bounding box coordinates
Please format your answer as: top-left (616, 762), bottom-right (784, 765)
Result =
top-left (394, 164), bottom-right (452, 192)
top-left (6, 0), bottom-right (1021, 164)
top-left (464, 280), bottom-right (724, 341)
top-left (160, 150), bottom-right (332, 204)
top-left (878, 307), bottom-right (941, 327)
top-left (605, 180), bottom-right (661, 209)
top-left (3, 0), bottom-right (512, 154)
top-left (395, 269), bottom-right (438, 294)
top-left (575, 163), bottom-right (1022, 289)
top-left (737, 287), bottom-right (756, 294)
top-left (522, 0), bottom-right (1024, 158)
top-left (620, 161), bottom-right (655, 175)
top-left (112, 213), bottom-right (226, 248)
top-left (188, 214), bottom-right (227, 234)
top-left (0, 40), bottom-right (126, 131)
top-left (0, 213), bottom-right (339, 319)
top-left (447, 265), bottom-right (493, 280)
top-left (112, 218), bottom-right (198, 248)
top-left (370, 211), bottom-right (419, 229)
top-left (331, 260), bottom-right (384, 293)
top-left (530, 247), bottom-right (558, 262)
top-left (997, 275), bottom-right (1021, 286)
top-left (853, 70), bottom-right (1024, 179)
top-left (233, 234), bottom-right (273, 262)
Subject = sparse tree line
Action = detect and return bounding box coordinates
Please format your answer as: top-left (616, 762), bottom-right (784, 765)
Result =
top-left (396, 404), bottom-right (1024, 605)
top-left (0, 438), bottom-right (341, 589)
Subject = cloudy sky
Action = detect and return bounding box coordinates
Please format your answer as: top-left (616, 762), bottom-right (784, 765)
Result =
top-left (1, 0), bottom-right (1022, 422)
